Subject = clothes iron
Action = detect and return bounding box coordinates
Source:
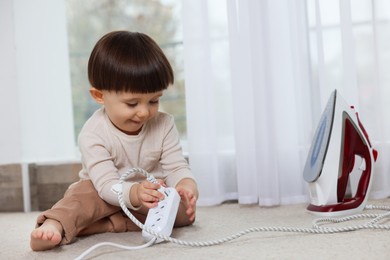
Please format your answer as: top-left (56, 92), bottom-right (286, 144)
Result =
top-left (303, 90), bottom-right (378, 216)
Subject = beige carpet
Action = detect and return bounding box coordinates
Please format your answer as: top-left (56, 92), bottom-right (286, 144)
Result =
top-left (2, 199), bottom-right (390, 260)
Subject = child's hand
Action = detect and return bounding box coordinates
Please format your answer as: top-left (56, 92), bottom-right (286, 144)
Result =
top-left (134, 179), bottom-right (166, 208)
top-left (176, 179), bottom-right (198, 222)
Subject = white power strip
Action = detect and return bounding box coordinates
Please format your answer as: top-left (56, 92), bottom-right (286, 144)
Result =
top-left (142, 187), bottom-right (180, 243)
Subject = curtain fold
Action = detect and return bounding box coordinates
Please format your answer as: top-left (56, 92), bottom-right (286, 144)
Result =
top-left (183, 0), bottom-right (390, 207)
top-left (182, 0), bottom-right (237, 205)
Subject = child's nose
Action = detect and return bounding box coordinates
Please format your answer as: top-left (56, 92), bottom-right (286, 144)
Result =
top-left (137, 105), bottom-right (150, 118)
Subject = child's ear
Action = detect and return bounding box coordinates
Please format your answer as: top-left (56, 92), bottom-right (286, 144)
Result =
top-left (90, 87), bottom-right (104, 104)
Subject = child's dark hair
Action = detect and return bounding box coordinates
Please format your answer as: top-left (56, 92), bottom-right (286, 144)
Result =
top-left (88, 31), bottom-right (174, 93)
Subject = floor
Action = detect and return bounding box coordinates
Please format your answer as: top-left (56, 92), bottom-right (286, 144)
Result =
top-left (2, 199), bottom-right (390, 260)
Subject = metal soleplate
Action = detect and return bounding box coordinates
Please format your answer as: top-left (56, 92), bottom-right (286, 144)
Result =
top-left (303, 90), bottom-right (336, 183)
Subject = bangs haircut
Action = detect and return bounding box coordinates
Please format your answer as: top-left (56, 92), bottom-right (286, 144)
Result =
top-left (88, 31), bottom-right (174, 93)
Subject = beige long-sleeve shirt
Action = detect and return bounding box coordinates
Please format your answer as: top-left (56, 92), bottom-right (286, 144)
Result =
top-left (78, 107), bottom-right (194, 209)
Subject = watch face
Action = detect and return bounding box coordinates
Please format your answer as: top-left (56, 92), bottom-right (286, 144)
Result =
top-left (303, 90), bottom-right (336, 183)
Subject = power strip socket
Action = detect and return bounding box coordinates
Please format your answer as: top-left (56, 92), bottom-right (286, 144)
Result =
top-left (142, 187), bottom-right (180, 243)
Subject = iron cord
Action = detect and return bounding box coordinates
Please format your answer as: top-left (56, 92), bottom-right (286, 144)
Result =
top-left (75, 168), bottom-right (390, 259)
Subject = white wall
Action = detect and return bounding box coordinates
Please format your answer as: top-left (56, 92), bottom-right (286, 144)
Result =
top-left (0, 0), bottom-right (76, 164)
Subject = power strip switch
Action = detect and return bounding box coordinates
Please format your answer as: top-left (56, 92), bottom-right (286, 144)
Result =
top-left (142, 187), bottom-right (180, 243)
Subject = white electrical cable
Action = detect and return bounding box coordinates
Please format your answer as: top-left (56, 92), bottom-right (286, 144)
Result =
top-left (118, 168), bottom-right (390, 246)
top-left (76, 168), bottom-right (390, 259)
top-left (74, 238), bottom-right (156, 260)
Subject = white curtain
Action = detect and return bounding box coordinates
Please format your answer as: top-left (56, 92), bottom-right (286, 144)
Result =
top-left (183, 0), bottom-right (390, 206)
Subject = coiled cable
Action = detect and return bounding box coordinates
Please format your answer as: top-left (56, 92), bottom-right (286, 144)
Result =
top-left (76, 167), bottom-right (390, 259)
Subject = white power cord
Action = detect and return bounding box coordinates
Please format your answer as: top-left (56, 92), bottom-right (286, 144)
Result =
top-left (76, 168), bottom-right (390, 259)
top-left (74, 238), bottom-right (156, 260)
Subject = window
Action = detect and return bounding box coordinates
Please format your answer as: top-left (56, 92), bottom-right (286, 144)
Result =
top-left (65, 0), bottom-right (186, 143)
top-left (306, 0), bottom-right (390, 99)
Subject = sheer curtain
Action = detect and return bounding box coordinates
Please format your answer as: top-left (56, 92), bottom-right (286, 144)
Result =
top-left (183, 0), bottom-right (390, 207)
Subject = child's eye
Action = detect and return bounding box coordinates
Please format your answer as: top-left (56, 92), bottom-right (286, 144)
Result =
top-left (150, 100), bottom-right (160, 105)
top-left (127, 103), bottom-right (138, 107)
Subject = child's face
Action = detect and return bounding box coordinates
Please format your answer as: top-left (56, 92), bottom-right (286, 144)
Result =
top-left (95, 90), bottom-right (163, 135)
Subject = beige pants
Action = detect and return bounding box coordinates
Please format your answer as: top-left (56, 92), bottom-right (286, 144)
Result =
top-left (36, 180), bottom-right (143, 245)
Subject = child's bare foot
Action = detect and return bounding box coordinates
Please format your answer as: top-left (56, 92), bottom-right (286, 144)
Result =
top-left (30, 219), bottom-right (63, 251)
